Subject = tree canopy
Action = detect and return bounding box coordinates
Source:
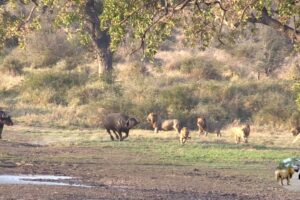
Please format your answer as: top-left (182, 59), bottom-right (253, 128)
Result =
top-left (101, 0), bottom-right (300, 56)
top-left (0, 0), bottom-right (299, 72)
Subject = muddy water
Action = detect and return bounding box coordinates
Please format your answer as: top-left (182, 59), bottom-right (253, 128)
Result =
top-left (0, 175), bottom-right (92, 187)
top-left (283, 172), bottom-right (300, 192)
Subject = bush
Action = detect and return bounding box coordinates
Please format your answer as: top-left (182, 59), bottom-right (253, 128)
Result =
top-left (167, 56), bottom-right (223, 80)
top-left (0, 57), bottom-right (24, 76)
top-left (21, 71), bottom-right (89, 105)
top-left (159, 85), bottom-right (198, 113)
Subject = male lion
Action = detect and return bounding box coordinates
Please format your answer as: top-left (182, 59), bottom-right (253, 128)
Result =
top-left (233, 124), bottom-right (250, 144)
top-left (197, 117), bottom-right (222, 137)
top-left (275, 167), bottom-right (294, 185)
top-left (197, 117), bottom-right (208, 136)
top-left (179, 127), bottom-right (191, 145)
top-left (147, 112), bottom-right (181, 134)
top-left (291, 126), bottom-right (300, 136)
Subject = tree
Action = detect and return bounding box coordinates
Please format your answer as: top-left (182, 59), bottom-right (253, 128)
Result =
top-left (101, 0), bottom-right (300, 57)
top-left (0, 0), bottom-right (112, 76)
top-left (1, 0), bottom-right (299, 75)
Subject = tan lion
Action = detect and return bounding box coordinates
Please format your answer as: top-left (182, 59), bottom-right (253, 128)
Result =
top-left (275, 167), bottom-right (294, 185)
top-left (292, 126), bottom-right (300, 136)
top-left (179, 127), bottom-right (191, 145)
top-left (233, 124), bottom-right (250, 144)
top-left (147, 112), bottom-right (181, 134)
top-left (197, 117), bottom-right (222, 137)
top-left (197, 117), bottom-right (208, 136)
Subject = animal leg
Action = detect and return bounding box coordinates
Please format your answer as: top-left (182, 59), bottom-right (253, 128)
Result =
top-left (281, 178), bottom-right (283, 186)
top-left (154, 127), bottom-right (159, 133)
top-left (122, 131), bottom-right (129, 141)
top-left (174, 124), bottom-right (180, 135)
top-left (106, 129), bottom-right (115, 141)
top-left (112, 130), bottom-right (119, 140)
top-left (287, 177), bottom-right (290, 185)
top-left (205, 131), bottom-right (208, 136)
top-left (236, 136), bottom-right (240, 144)
top-left (117, 131), bottom-right (123, 141)
top-left (276, 175), bottom-right (280, 183)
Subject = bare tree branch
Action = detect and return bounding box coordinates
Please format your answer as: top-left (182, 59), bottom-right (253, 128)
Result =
top-left (200, 0), bottom-right (227, 11)
top-left (130, 11), bottom-right (172, 55)
top-left (17, 5), bottom-right (37, 31)
top-left (217, 10), bottom-right (226, 45)
top-left (240, 0), bottom-right (259, 24)
top-left (248, 7), bottom-right (300, 42)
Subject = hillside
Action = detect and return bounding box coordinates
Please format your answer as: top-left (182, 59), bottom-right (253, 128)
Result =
top-left (0, 25), bottom-right (300, 130)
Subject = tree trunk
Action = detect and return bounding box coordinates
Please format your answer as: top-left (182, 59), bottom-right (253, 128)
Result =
top-left (92, 31), bottom-right (113, 75)
top-left (85, 0), bottom-right (113, 76)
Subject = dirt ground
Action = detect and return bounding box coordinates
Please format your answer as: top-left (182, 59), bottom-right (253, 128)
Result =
top-left (0, 126), bottom-right (299, 200)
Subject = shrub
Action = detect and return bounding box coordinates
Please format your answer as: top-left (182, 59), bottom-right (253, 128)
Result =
top-left (159, 85), bottom-right (198, 113)
top-left (0, 57), bottom-right (24, 76)
top-left (21, 71), bottom-right (88, 105)
top-left (167, 56), bottom-right (223, 80)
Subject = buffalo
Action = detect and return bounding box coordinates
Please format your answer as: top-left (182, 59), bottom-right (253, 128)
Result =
top-left (0, 111), bottom-right (13, 139)
top-left (102, 113), bottom-right (139, 141)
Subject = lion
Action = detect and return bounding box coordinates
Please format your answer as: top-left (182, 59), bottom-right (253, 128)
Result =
top-left (197, 117), bottom-right (222, 137)
top-left (147, 112), bottom-right (181, 134)
top-left (275, 167), bottom-right (294, 185)
top-left (179, 127), bottom-right (191, 145)
top-left (233, 124), bottom-right (250, 144)
top-left (197, 117), bottom-right (208, 136)
top-left (291, 126), bottom-right (300, 136)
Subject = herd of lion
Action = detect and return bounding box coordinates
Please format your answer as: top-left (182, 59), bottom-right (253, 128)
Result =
top-left (146, 112), bottom-right (251, 145)
top-left (1, 110), bottom-right (299, 186)
top-left (101, 112), bottom-right (251, 145)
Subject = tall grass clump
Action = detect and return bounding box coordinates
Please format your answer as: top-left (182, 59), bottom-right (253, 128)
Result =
top-left (0, 57), bottom-right (25, 76)
top-left (21, 71), bottom-right (89, 105)
top-left (222, 80), bottom-right (296, 126)
top-left (167, 56), bottom-right (223, 80)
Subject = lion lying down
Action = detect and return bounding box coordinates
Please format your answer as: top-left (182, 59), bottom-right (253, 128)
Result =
top-left (275, 167), bottom-right (294, 186)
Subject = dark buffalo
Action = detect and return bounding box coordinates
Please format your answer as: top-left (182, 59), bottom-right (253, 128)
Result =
top-left (0, 111), bottom-right (13, 139)
top-left (103, 113), bottom-right (139, 141)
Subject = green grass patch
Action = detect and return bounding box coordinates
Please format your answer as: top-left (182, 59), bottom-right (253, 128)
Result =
top-left (95, 138), bottom-right (300, 169)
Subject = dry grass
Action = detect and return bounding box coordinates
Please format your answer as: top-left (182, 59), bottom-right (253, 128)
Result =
top-left (0, 75), bottom-right (23, 90)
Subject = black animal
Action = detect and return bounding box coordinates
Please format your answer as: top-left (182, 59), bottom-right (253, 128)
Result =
top-left (292, 126), bottom-right (300, 136)
top-left (102, 113), bottom-right (139, 141)
top-left (0, 111), bottom-right (13, 139)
